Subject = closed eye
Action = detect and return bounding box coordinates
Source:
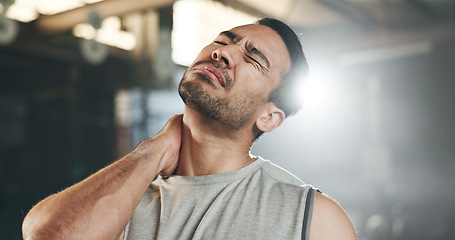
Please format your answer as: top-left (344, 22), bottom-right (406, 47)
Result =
top-left (246, 55), bottom-right (260, 65)
top-left (245, 54), bottom-right (267, 72)
top-left (214, 41), bottom-right (227, 45)
top-left (245, 40), bottom-right (270, 70)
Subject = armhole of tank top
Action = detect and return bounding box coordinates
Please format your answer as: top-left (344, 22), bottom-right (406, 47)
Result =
top-left (301, 187), bottom-right (317, 240)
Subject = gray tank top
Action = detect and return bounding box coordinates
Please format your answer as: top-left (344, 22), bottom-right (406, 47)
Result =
top-left (124, 157), bottom-right (316, 240)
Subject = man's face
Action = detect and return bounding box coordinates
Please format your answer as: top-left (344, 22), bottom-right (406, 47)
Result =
top-left (178, 24), bottom-right (291, 130)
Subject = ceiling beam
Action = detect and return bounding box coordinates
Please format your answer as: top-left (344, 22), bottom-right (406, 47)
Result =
top-left (36, 0), bottom-right (176, 34)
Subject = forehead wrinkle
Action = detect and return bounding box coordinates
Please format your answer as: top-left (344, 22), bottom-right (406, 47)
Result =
top-left (221, 30), bottom-right (271, 69)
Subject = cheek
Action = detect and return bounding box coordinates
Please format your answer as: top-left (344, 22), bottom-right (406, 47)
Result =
top-left (237, 69), bottom-right (277, 97)
top-left (234, 80), bottom-right (272, 104)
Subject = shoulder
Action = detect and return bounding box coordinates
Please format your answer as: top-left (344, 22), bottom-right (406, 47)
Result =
top-left (259, 158), bottom-right (304, 186)
top-left (310, 192), bottom-right (357, 240)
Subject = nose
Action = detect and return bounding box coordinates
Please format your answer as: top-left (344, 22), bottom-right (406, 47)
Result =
top-left (211, 46), bottom-right (237, 69)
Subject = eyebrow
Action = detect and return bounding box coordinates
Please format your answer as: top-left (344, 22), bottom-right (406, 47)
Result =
top-left (219, 31), bottom-right (270, 69)
top-left (220, 31), bottom-right (243, 43)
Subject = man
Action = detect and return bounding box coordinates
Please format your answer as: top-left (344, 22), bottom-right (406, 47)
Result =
top-left (22, 18), bottom-right (356, 239)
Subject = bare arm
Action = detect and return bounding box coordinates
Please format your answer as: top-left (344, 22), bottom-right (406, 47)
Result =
top-left (310, 192), bottom-right (357, 240)
top-left (22, 115), bottom-right (183, 240)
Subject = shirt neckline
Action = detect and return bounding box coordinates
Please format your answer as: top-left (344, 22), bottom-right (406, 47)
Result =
top-left (158, 157), bottom-right (266, 185)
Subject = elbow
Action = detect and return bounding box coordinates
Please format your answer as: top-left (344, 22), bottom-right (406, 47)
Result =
top-left (23, 195), bottom-right (71, 240)
top-left (23, 231), bottom-right (58, 240)
top-left (23, 232), bottom-right (41, 240)
top-left (22, 212), bottom-right (37, 240)
top-left (22, 216), bottom-right (44, 240)
top-left (22, 224), bottom-right (63, 240)
top-left (22, 221), bottom-right (39, 240)
top-left (22, 212), bottom-right (62, 240)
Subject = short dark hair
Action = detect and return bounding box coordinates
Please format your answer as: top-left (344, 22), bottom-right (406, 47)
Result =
top-left (256, 18), bottom-right (308, 118)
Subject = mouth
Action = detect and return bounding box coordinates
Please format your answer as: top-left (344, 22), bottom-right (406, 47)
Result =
top-left (194, 64), bottom-right (226, 88)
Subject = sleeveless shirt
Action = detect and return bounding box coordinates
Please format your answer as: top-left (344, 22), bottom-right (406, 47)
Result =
top-left (124, 157), bottom-right (315, 240)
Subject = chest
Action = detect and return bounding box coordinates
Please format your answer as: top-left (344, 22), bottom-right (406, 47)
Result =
top-left (125, 178), bottom-right (307, 239)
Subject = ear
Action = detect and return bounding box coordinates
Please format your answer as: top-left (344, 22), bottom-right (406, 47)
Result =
top-left (255, 104), bottom-right (285, 133)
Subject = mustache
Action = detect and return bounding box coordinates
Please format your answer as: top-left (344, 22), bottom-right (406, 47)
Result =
top-left (192, 60), bottom-right (233, 90)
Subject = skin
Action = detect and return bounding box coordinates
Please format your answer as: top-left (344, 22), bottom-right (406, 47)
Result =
top-left (176, 24), bottom-right (290, 175)
top-left (22, 114), bottom-right (183, 240)
top-left (22, 24), bottom-right (356, 240)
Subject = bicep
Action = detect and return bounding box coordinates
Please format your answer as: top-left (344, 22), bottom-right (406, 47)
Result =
top-left (309, 192), bottom-right (357, 240)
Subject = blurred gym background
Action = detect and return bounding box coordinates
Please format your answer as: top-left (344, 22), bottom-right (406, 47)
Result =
top-left (1, 0), bottom-right (454, 239)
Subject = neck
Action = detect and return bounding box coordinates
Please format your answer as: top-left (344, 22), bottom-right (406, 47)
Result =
top-left (175, 108), bottom-right (256, 176)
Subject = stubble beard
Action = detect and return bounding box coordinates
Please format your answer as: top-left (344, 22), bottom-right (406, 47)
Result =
top-left (178, 66), bottom-right (258, 131)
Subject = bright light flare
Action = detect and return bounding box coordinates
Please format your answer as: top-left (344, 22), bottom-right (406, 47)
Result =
top-left (6, 0), bottom-right (38, 22)
top-left (84, 0), bottom-right (103, 4)
top-left (36, 0), bottom-right (84, 15)
top-left (5, 0), bottom-right (105, 22)
top-left (300, 68), bottom-right (333, 109)
top-left (73, 16), bottom-right (136, 51)
top-left (73, 23), bottom-right (96, 39)
top-left (172, 0), bottom-right (256, 66)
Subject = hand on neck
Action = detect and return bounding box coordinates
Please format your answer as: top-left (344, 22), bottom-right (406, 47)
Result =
top-left (175, 109), bottom-right (257, 176)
